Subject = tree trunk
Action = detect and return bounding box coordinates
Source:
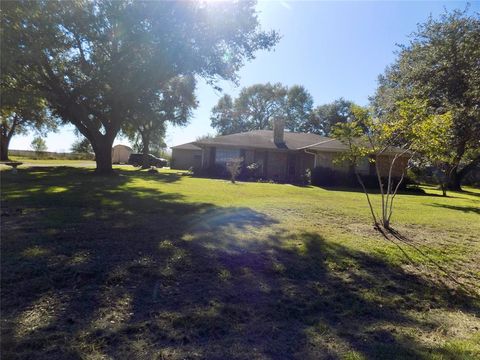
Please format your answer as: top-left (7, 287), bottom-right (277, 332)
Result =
top-left (0, 134), bottom-right (10, 161)
top-left (441, 184), bottom-right (447, 197)
top-left (91, 134), bottom-right (115, 174)
top-left (446, 166), bottom-right (462, 191)
top-left (452, 154), bottom-right (480, 190)
top-left (445, 142), bottom-right (469, 191)
top-left (141, 134), bottom-right (150, 169)
top-left (1, 115), bottom-right (18, 161)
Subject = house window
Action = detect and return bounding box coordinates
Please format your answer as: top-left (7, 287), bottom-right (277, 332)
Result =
top-left (215, 148), bottom-right (241, 164)
top-left (356, 157), bottom-right (370, 173)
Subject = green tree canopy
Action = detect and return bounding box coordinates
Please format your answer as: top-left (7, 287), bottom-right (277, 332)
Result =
top-left (285, 85), bottom-right (314, 132)
top-left (71, 136), bottom-right (93, 155)
top-left (372, 8), bottom-right (480, 190)
top-left (210, 94), bottom-right (242, 135)
top-left (122, 75), bottom-right (197, 167)
top-left (2, 0), bottom-right (279, 173)
top-left (0, 34), bottom-right (57, 161)
top-left (301, 98), bottom-right (356, 136)
top-left (210, 83), bottom-right (314, 135)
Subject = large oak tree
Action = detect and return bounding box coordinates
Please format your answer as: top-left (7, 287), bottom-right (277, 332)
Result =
top-left (372, 9), bottom-right (480, 190)
top-left (1, 0), bottom-right (278, 173)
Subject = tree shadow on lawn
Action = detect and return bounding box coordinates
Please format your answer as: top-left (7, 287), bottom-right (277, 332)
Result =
top-left (379, 227), bottom-right (479, 298)
top-left (427, 203), bottom-right (480, 215)
top-left (317, 186), bottom-right (454, 198)
top-left (462, 189), bottom-right (480, 198)
top-left (131, 167), bottom-right (184, 183)
top-left (1, 168), bottom-right (479, 359)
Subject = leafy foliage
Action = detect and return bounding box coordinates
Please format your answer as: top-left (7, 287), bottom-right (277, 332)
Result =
top-left (372, 8), bottom-right (480, 189)
top-left (302, 98), bottom-right (356, 136)
top-left (0, 35), bottom-right (57, 160)
top-left (30, 137), bottom-right (47, 153)
top-left (226, 157), bottom-right (244, 184)
top-left (2, 0), bottom-right (279, 172)
top-left (284, 85), bottom-right (314, 131)
top-left (122, 75), bottom-right (197, 165)
top-left (210, 83), bottom-right (314, 134)
top-left (70, 136), bottom-right (93, 155)
top-left (395, 99), bottom-right (455, 195)
top-left (332, 105), bottom-right (412, 229)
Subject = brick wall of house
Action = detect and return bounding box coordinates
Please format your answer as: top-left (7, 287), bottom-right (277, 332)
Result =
top-left (265, 151), bottom-right (288, 180)
top-left (296, 152), bottom-right (315, 178)
top-left (199, 145), bottom-right (408, 182)
top-left (314, 152), bottom-right (408, 177)
top-left (244, 149), bottom-right (255, 165)
top-left (171, 149), bottom-right (202, 170)
top-left (375, 155), bottom-right (409, 177)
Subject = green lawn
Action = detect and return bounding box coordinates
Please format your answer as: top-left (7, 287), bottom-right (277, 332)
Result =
top-left (1, 166), bottom-right (479, 359)
top-left (0, 158), bottom-right (98, 169)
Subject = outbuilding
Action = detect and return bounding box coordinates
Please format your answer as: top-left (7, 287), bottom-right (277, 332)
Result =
top-left (112, 144), bottom-right (133, 164)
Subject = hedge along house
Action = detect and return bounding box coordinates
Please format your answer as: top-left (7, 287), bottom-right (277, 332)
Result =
top-left (173, 119), bottom-right (409, 183)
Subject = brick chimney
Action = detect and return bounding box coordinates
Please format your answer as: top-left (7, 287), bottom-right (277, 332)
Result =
top-left (273, 118), bottom-right (285, 145)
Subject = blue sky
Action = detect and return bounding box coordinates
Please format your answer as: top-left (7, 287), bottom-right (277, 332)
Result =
top-left (10, 0), bottom-right (478, 152)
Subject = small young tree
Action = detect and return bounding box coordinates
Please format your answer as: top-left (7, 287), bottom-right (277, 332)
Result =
top-left (333, 101), bottom-right (453, 230)
top-left (332, 105), bottom-right (412, 230)
top-left (226, 158), bottom-right (243, 184)
top-left (31, 136), bottom-right (47, 156)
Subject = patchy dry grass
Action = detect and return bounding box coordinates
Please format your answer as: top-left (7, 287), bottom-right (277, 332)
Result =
top-left (1, 166), bottom-right (479, 359)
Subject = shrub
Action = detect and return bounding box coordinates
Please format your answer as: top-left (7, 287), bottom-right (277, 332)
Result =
top-left (245, 162), bottom-right (260, 179)
top-left (194, 163), bottom-right (229, 179)
top-left (226, 157), bottom-right (243, 183)
top-left (300, 168), bottom-right (311, 185)
top-left (311, 166), bottom-right (408, 190)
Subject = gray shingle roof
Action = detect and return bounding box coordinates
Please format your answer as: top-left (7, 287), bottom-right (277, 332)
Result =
top-left (193, 130), bottom-right (337, 150)
top-left (174, 130), bottom-right (407, 155)
top-left (171, 142), bottom-right (202, 150)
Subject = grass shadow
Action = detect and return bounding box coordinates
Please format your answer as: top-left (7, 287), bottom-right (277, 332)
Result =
top-left (318, 185), bottom-right (451, 198)
top-left (428, 203), bottom-right (480, 215)
top-left (461, 189), bottom-right (480, 198)
top-left (1, 167), bottom-right (479, 359)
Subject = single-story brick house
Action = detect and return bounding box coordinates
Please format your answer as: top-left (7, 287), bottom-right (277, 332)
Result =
top-left (171, 120), bottom-right (409, 182)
